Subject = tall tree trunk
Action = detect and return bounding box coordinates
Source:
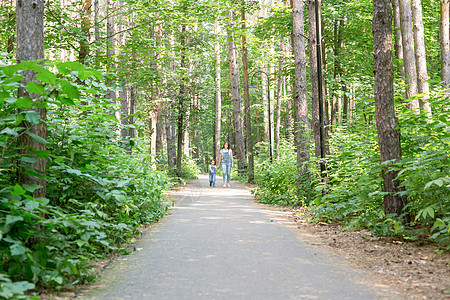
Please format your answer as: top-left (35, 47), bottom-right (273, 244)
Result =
top-left (79, 0), bottom-right (91, 63)
top-left (129, 86), bottom-right (136, 139)
top-left (120, 85), bottom-right (129, 140)
top-left (411, 0), bottom-right (432, 117)
top-left (392, 0), bottom-right (405, 77)
top-left (399, 0), bottom-right (419, 109)
top-left (331, 19), bottom-right (343, 130)
top-left (275, 49), bottom-right (282, 158)
top-left (16, 0), bottom-right (46, 199)
top-left (106, 0), bottom-right (116, 101)
top-left (263, 65), bottom-right (270, 143)
top-left (308, 0), bottom-right (320, 158)
top-left (292, 0), bottom-right (310, 196)
top-left (373, 0), bottom-right (407, 216)
top-left (227, 11), bottom-right (246, 174)
top-left (214, 5), bottom-right (222, 162)
top-left (176, 24), bottom-right (187, 177)
top-left (241, 2), bottom-right (254, 182)
top-left (441, 0), bottom-right (450, 87)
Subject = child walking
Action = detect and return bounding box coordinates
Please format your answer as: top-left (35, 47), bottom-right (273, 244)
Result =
top-left (209, 159), bottom-right (216, 187)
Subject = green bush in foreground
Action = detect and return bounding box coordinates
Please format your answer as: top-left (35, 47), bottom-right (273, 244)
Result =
top-left (0, 60), bottom-right (169, 297)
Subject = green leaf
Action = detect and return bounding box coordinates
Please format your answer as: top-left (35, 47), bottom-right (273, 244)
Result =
top-left (61, 80), bottom-right (80, 99)
top-left (60, 97), bottom-right (75, 106)
top-left (26, 132), bottom-right (48, 145)
top-left (10, 243), bottom-right (26, 256)
top-left (6, 215), bottom-right (24, 225)
top-left (0, 127), bottom-right (19, 137)
top-left (11, 184), bottom-right (26, 196)
top-left (22, 184), bottom-right (42, 193)
top-left (19, 156), bottom-right (37, 164)
top-left (25, 82), bottom-right (45, 95)
top-left (433, 218), bottom-right (445, 227)
top-left (25, 111), bottom-right (41, 125)
top-left (14, 97), bottom-right (33, 109)
top-left (36, 69), bottom-right (56, 84)
top-left (2, 64), bottom-right (21, 77)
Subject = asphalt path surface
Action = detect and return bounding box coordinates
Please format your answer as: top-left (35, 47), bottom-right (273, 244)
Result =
top-left (79, 174), bottom-right (395, 299)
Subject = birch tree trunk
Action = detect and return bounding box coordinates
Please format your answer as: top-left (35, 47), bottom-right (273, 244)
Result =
top-left (16, 0), bottom-right (46, 198)
top-left (241, 2), bottom-right (254, 182)
top-left (373, 0), bottom-right (407, 216)
top-left (441, 0), bottom-right (450, 87)
top-left (214, 5), bottom-right (222, 162)
top-left (292, 0), bottom-right (310, 196)
top-left (411, 0), bottom-right (432, 117)
top-left (227, 11), bottom-right (246, 174)
top-left (399, 0), bottom-right (419, 109)
top-left (392, 0), bottom-right (405, 77)
top-left (275, 45), bottom-right (283, 158)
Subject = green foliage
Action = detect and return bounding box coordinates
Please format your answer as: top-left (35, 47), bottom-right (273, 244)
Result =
top-left (0, 60), bottom-right (169, 296)
top-left (252, 142), bottom-right (302, 206)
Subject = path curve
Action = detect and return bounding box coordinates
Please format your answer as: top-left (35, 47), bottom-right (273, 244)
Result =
top-left (79, 174), bottom-right (397, 299)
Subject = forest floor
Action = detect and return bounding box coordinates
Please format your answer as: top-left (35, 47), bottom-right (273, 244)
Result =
top-left (252, 201), bottom-right (450, 299)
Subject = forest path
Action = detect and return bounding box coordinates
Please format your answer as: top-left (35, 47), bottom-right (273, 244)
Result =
top-left (78, 174), bottom-right (397, 300)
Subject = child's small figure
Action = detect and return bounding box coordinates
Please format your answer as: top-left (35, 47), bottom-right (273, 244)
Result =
top-left (209, 159), bottom-right (216, 187)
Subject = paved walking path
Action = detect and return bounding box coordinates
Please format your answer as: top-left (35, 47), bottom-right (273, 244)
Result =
top-left (79, 175), bottom-right (394, 299)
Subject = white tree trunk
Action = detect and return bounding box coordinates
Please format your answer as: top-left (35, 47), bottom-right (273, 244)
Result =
top-left (411, 0), bottom-right (432, 117)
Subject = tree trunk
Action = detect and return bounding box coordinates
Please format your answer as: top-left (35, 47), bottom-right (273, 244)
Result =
top-left (129, 86), bottom-right (136, 139)
top-left (241, 2), bottom-right (254, 182)
top-left (275, 44), bottom-right (283, 158)
top-left (263, 65), bottom-right (270, 143)
top-left (106, 0), bottom-right (116, 101)
top-left (307, 0), bottom-right (320, 158)
top-left (331, 19), bottom-right (343, 130)
top-left (214, 7), bottom-right (222, 162)
top-left (373, 0), bottom-right (407, 216)
top-left (441, 1), bottom-right (450, 87)
top-left (399, 0), bottom-right (419, 109)
top-left (441, 0), bottom-right (450, 87)
top-left (176, 24), bottom-right (187, 177)
top-left (227, 11), bottom-right (246, 174)
top-left (16, 0), bottom-right (46, 199)
top-left (120, 85), bottom-right (129, 140)
top-left (79, 0), bottom-right (91, 63)
top-left (392, 0), bottom-right (405, 77)
top-left (292, 0), bottom-right (310, 196)
top-left (411, 0), bottom-right (432, 117)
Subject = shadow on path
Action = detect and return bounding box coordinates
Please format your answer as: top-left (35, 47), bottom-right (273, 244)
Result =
top-left (78, 174), bottom-right (398, 300)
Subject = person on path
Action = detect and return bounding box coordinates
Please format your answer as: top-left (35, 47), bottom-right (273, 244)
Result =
top-left (217, 142), bottom-right (233, 187)
top-left (209, 159), bottom-right (216, 187)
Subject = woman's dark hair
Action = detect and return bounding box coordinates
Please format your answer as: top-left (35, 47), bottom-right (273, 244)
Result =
top-left (222, 142), bottom-right (230, 149)
top-left (210, 159), bottom-right (215, 163)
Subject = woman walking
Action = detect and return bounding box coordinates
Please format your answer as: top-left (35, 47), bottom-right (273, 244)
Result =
top-left (217, 142), bottom-right (234, 187)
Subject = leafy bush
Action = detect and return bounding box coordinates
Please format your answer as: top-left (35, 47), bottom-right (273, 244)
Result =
top-left (0, 60), bottom-right (169, 296)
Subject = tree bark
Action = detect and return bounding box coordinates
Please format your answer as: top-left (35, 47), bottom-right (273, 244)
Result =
top-left (399, 0), bottom-right (419, 109)
top-left (441, 0), bottom-right (450, 87)
top-left (292, 0), bottom-right (310, 195)
top-left (16, 0), bottom-right (46, 198)
top-left (241, 2), bottom-right (254, 182)
top-left (275, 46), bottom-right (283, 159)
top-left (373, 0), bottom-right (407, 216)
top-left (392, 0), bottom-right (405, 77)
top-left (176, 24), bottom-right (187, 177)
top-left (214, 5), bottom-right (222, 162)
top-left (308, 0), bottom-right (320, 158)
top-left (411, 0), bottom-right (432, 117)
top-left (227, 11), bottom-right (246, 174)
top-left (120, 85), bottom-right (129, 140)
top-left (106, 0), bottom-right (116, 101)
top-left (129, 86), bottom-right (136, 139)
top-left (79, 0), bottom-right (91, 63)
